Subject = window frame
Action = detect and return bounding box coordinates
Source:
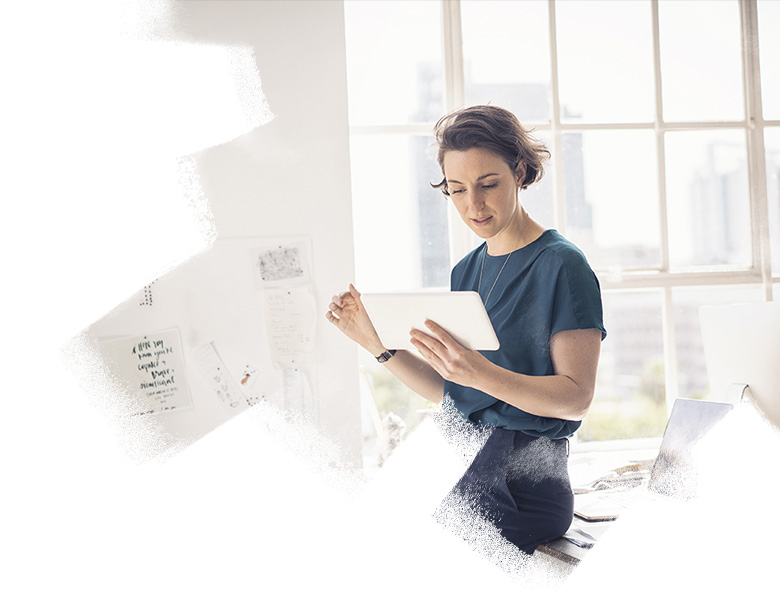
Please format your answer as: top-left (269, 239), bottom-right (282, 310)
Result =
top-left (347, 0), bottom-right (778, 440)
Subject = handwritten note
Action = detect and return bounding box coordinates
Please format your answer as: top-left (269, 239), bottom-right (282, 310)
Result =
top-left (99, 328), bottom-right (192, 414)
top-left (263, 287), bottom-right (317, 370)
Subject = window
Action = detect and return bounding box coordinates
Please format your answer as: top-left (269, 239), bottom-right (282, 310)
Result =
top-left (344, 0), bottom-right (779, 453)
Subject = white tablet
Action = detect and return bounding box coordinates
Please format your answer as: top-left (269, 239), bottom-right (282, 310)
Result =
top-left (361, 291), bottom-right (500, 351)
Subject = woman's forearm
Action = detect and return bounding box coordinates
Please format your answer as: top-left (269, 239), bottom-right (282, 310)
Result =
top-left (410, 324), bottom-right (602, 421)
top-left (380, 348), bottom-right (593, 419)
top-left (476, 361), bottom-right (593, 421)
top-left (380, 350), bottom-right (445, 404)
top-left (325, 285), bottom-right (445, 403)
top-left (471, 328), bottom-right (602, 421)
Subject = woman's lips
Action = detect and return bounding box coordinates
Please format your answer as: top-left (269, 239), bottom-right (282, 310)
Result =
top-left (471, 216), bottom-right (493, 227)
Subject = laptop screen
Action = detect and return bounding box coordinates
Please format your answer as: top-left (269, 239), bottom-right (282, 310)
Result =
top-left (648, 397), bottom-right (733, 500)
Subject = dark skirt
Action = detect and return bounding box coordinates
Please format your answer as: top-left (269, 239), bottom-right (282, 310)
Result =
top-left (438, 426), bottom-right (574, 554)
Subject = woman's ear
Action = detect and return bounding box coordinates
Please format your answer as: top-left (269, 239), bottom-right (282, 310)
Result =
top-left (515, 162), bottom-right (526, 189)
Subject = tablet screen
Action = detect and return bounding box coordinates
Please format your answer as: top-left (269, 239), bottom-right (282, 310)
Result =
top-left (361, 291), bottom-right (500, 351)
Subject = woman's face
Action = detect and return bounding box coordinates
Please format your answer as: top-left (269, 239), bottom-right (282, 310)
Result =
top-left (442, 147), bottom-right (523, 250)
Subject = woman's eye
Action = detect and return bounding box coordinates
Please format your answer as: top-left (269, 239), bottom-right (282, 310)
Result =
top-left (451, 189), bottom-right (465, 195)
top-left (482, 183), bottom-right (497, 190)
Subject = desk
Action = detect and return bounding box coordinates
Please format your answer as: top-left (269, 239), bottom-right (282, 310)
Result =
top-left (537, 531), bottom-right (590, 565)
top-left (536, 516), bottom-right (613, 566)
top-left (537, 439), bottom-right (661, 568)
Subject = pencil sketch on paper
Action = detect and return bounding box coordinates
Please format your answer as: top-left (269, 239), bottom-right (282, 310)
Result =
top-left (190, 341), bottom-right (248, 412)
top-left (250, 239), bottom-right (312, 288)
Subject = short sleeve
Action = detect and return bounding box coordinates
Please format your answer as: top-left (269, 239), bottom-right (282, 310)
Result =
top-left (551, 254), bottom-right (606, 340)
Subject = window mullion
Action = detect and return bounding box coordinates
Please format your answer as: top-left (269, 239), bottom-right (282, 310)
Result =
top-left (651, 0), bottom-right (670, 275)
top-left (740, 0), bottom-right (773, 301)
top-left (651, 0), bottom-right (677, 413)
top-left (661, 285), bottom-right (678, 415)
top-left (442, 0), bottom-right (465, 111)
top-left (442, 0), bottom-right (473, 268)
top-left (548, 0), bottom-right (566, 235)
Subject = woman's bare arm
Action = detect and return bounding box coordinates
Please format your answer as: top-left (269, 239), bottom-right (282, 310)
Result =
top-left (411, 322), bottom-right (601, 421)
top-left (326, 284), bottom-right (445, 403)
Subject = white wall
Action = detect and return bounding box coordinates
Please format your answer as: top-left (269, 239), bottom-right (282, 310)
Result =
top-left (76, 0), bottom-right (362, 463)
top-left (176, 1), bottom-right (361, 461)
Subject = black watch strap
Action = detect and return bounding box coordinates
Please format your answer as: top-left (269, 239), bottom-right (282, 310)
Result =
top-left (375, 349), bottom-right (397, 363)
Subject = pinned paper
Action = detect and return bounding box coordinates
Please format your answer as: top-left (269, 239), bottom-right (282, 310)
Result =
top-left (190, 342), bottom-right (248, 412)
top-left (99, 328), bottom-right (192, 414)
top-left (250, 239), bottom-right (312, 288)
top-left (263, 287), bottom-right (317, 370)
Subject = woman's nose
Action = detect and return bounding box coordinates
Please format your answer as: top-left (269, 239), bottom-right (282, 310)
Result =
top-left (467, 191), bottom-right (485, 209)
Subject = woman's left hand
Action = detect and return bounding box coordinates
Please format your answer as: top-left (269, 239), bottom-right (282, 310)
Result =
top-left (409, 319), bottom-right (490, 389)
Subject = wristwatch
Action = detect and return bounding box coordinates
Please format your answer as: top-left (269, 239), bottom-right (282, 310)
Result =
top-left (375, 349), bottom-right (397, 363)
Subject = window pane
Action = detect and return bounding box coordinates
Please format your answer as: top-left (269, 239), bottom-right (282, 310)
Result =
top-left (659, 0), bottom-right (744, 122)
top-left (521, 132), bottom-right (555, 230)
top-left (557, 0), bottom-right (654, 123)
top-left (665, 130), bottom-right (751, 268)
top-left (673, 286), bottom-right (764, 401)
top-left (350, 134), bottom-right (449, 291)
top-left (359, 358), bottom-right (432, 470)
top-left (580, 291), bottom-right (667, 442)
top-left (759, 0), bottom-right (780, 120)
top-left (766, 128), bottom-right (780, 277)
top-left (563, 131), bottom-right (660, 269)
top-left (344, 0), bottom-right (443, 125)
top-left (461, 0), bottom-right (551, 123)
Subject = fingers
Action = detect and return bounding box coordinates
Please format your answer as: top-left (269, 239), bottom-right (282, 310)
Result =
top-left (409, 327), bottom-right (447, 363)
top-left (331, 284), bottom-right (361, 308)
top-left (326, 284), bottom-right (360, 327)
top-left (410, 326), bottom-right (438, 348)
top-left (410, 330), bottom-right (448, 379)
top-left (422, 319), bottom-right (456, 345)
top-left (411, 320), bottom-right (455, 354)
top-left (327, 300), bottom-right (347, 322)
top-left (349, 283), bottom-right (367, 310)
top-left (331, 293), bottom-right (349, 308)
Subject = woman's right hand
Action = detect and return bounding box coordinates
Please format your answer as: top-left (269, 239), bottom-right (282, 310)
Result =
top-left (325, 283), bottom-right (385, 356)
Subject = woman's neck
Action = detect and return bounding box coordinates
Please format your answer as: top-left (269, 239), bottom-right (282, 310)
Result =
top-left (485, 206), bottom-right (544, 256)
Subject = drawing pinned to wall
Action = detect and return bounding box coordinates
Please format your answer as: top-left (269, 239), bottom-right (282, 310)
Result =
top-left (99, 328), bottom-right (192, 415)
top-left (191, 342), bottom-right (248, 412)
top-left (251, 239), bottom-right (312, 288)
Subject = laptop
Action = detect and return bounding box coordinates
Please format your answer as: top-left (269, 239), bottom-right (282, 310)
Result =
top-left (573, 397), bottom-right (734, 522)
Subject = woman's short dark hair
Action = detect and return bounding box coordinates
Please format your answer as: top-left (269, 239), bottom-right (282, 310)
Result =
top-left (431, 105), bottom-right (550, 195)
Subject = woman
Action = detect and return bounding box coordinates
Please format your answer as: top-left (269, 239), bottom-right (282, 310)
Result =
top-left (326, 105), bottom-right (606, 554)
